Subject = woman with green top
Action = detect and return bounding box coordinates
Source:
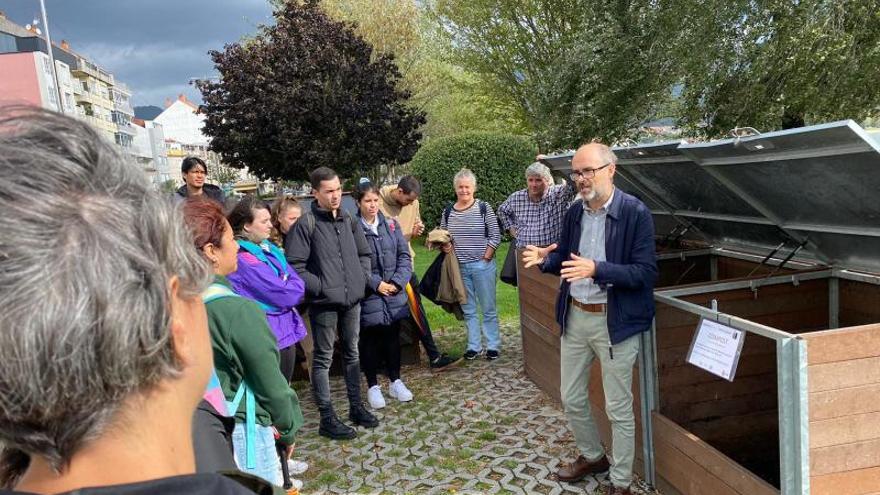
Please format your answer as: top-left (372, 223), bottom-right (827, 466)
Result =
top-left (182, 197), bottom-right (304, 487)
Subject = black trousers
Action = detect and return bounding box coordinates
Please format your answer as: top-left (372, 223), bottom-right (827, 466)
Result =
top-left (192, 400), bottom-right (236, 473)
top-left (359, 320), bottom-right (402, 387)
top-left (279, 345), bottom-right (296, 383)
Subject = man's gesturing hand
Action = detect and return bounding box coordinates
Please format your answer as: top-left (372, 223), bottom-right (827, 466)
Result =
top-left (560, 253), bottom-right (596, 282)
top-left (522, 243), bottom-right (557, 268)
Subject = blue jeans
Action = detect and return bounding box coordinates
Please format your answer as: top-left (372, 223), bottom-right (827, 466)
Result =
top-left (459, 259), bottom-right (500, 352)
top-left (232, 422), bottom-right (282, 486)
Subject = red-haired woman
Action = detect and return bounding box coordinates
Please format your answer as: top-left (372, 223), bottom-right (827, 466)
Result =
top-left (182, 197), bottom-right (303, 488)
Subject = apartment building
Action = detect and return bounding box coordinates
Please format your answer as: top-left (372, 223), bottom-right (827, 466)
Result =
top-left (0, 12), bottom-right (158, 184)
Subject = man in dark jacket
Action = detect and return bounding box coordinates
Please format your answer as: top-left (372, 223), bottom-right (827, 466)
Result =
top-left (286, 167), bottom-right (379, 440)
top-left (523, 143), bottom-right (657, 495)
top-left (174, 156), bottom-right (225, 205)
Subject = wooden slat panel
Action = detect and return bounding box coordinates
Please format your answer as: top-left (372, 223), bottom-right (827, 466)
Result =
top-left (715, 256), bottom-right (795, 279)
top-left (659, 370), bottom-right (777, 416)
top-left (517, 265), bottom-right (559, 289)
top-left (809, 356), bottom-right (880, 393)
top-left (521, 315), bottom-right (559, 347)
top-left (657, 256), bottom-right (712, 287)
top-left (811, 411), bottom-right (880, 449)
top-left (839, 280), bottom-right (880, 328)
top-left (521, 319), bottom-right (560, 403)
top-left (803, 324), bottom-right (880, 365)
top-left (518, 280), bottom-right (559, 308)
top-left (673, 387), bottom-right (777, 424)
top-left (810, 438), bottom-right (880, 477)
top-left (656, 324), bottom-right (704, 350)
top-left (711, 291), bottom-right (827, 321)
top-left (655, 304), bottom-right (701, 329)
top-left (658, 341), bottom-right (773, 369)
top-left (685, 410), bottom-right (778, 443)
top-left (660, 352), bottom-right (776, 388)
top-left (811, 466), bottom-right (880, 495)
top-left (810, 383), bottom-right (880, 421)
top-left (653, 413), bottom-right (778, 495)
top-left (520, 299), bottom-right (559, 335)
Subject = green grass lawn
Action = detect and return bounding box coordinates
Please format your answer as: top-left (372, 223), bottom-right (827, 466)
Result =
top-left (411, 239), bottom-right (520, 355)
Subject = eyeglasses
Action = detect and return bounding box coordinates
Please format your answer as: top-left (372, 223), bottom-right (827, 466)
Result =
top-left (569, 162), bottom-right (612, 181)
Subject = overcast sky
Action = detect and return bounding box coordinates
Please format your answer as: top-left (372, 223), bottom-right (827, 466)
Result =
top-left (1, 0), bottom-right (274, 106)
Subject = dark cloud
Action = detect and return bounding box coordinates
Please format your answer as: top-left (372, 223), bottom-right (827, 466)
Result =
top-left (0, 0), bottom-right (274, 105)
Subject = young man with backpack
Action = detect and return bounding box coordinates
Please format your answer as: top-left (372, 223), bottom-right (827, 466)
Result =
top-left (285, 167), bottom-right (379, 440)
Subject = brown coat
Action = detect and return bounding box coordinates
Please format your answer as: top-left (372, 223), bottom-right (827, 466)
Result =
top-left (425, 229), bottom-right (467, 318)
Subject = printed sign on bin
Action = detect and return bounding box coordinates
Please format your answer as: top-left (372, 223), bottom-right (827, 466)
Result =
top-left (686, 318), bottom-right (746, 381)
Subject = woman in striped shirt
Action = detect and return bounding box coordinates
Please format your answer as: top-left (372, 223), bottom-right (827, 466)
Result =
top-left (440, 168), bottom-right (502, 360)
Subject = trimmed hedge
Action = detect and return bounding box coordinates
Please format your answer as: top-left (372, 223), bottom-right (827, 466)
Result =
top-left (410, 132), bottom-right (536, 230)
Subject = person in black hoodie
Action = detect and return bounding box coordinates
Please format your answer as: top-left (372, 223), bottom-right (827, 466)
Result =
top-left (286, 167), bottom-right (379, 440)
top-left (174, 156), bottom-right (226, 205)
top-left (0, 107), bottom-right (277, 495)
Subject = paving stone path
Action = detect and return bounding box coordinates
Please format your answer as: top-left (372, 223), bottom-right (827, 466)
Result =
top-left (292, 323), bottom-right (658, 495)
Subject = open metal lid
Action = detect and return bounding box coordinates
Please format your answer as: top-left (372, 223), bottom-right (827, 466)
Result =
top-left (680, 120), bottom-right (880, 273)
top-left (541, 145), bottom-right (797, 256)
top-left (613, 141), bottom-right (795, 255)
top-left (542, 152), bottom-right (669, 213)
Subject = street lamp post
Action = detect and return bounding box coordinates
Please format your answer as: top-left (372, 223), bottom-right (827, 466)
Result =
top-left (38, 0), bottom-right (66, 114)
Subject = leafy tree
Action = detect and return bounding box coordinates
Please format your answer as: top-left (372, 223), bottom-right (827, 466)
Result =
top-left (159, 179), bottom-right (177, 194)
top-left (318, 0), bottom-right (519, 139)
top-left (676, 0), bottom-right (880, 137)
top-left (431, 0), bottom-right (683, 149)
top-left (431, 0), bottom-right (589, 137)
top-left (208, 162), bottom-right (241, 186)
top-left (409, 132), bottom-right (536, 230)
top-left (197, 0), bottom-right (426, 181)
top-left (531, 4), bottom-right (682, 149)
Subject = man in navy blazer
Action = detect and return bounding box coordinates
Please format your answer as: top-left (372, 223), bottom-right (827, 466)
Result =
top-left (523, 143), bottom-right (657, 495)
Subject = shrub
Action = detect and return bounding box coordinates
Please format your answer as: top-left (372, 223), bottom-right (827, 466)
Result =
top-left (410, 132), bottom-right (536, 230)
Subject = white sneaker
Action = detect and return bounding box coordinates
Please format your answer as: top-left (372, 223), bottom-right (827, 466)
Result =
top-left (388, 379), bottom-right (413, 402)
top-left (287, 459), bottom-right (309, 475)
top-left (367, 384), bottom-right (386, 409)
top-left (288, 478), bottom-right (304, 491)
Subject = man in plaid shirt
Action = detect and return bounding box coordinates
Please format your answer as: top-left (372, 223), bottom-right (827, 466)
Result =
top-left (498, 161), bottom-right (576, 248)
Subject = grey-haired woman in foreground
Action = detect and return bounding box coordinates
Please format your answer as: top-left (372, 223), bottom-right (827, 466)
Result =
top-left (0, 107), bottom-right (278, 495)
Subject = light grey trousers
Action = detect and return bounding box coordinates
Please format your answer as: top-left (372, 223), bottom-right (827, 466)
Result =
top-left (560, 305), bottom-right (640, 488)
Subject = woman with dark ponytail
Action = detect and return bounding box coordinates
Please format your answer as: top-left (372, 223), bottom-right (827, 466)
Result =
top-left (353, 179), bottom-right (414, 409)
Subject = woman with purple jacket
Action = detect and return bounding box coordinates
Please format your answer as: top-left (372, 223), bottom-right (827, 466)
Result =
top-left (227, 196), bottom-right (308, 383)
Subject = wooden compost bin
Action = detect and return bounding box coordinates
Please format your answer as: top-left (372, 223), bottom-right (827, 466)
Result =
top-left (525, 120), bottom-right (880, 495)
top-left (654, 268), bottom-right (880, 494)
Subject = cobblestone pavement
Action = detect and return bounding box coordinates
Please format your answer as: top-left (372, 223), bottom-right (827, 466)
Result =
top-left (292, 323), bottom-right (658, 495)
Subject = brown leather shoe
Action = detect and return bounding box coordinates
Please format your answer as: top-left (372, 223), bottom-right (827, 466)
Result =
top-left (607, 484), bottom-right (634, 495)
top-left (554, 455), bottom-right (610, 482)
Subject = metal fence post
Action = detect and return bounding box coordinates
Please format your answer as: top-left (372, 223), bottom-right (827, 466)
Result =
top-left (638, 319), bottom-right (659, 487)
top-left (777, 337), bottom-right (810, 495)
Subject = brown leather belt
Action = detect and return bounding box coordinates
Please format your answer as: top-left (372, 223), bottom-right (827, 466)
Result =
top-left (571, 299), bottom-right (606, 314)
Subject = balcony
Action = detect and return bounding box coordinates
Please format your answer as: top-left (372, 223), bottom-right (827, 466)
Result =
top-left (71, 59), bottom-right (113, 84)
top-left (116, 123), bottom-right (137, 136)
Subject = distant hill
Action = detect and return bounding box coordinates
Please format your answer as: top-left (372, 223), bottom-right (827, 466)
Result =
top-left (134, 105), bottom-right (163, 120)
